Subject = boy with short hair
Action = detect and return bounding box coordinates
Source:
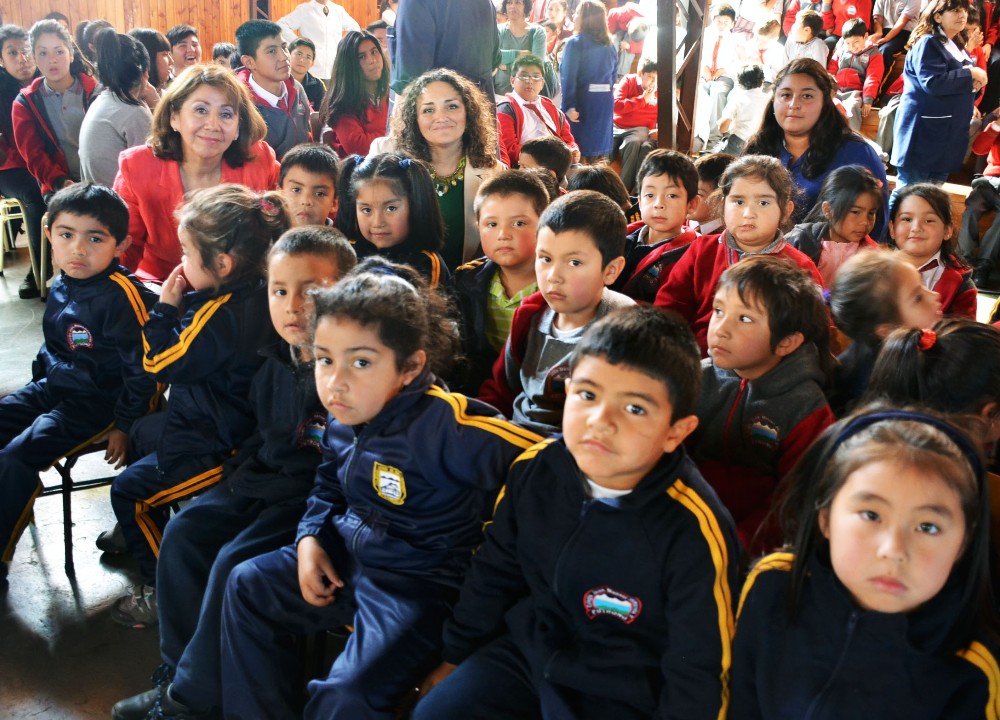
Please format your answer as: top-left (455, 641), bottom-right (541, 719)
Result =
top-left (0, 183), bottom-right (157, 587)
top-left (478, 191), bottom-right (635, 435)
top-left (784, 10), bottom-right (830, 66)
top-left (692, 255), bottom-right (834, 553)
top-left (612, 57), bottom-right (658, 193)
top-left (701, 3), bottom-right (740, 150)
top-left (871, 0), bottom-right (920, 71)
top-left (167, 24), bottom-right (201, 74)
top-left (415, 306), bottom-right (740, 720)
top-left (235, 19), bottom-right (312, 159)
top-left (717, 64), bottom-right (770, 154)
top-left (518, 135), bottom-right (573, 186)
top-left (828, 19), bottom-right (884, 131)
top-left (615, 149), bottom-right (701, 303)
top-left (365, 19), bottom-right (389, 50)
top-left (453, 170), bottom-right (549, 395)
top-left (212, 42), bottom-right (237, 67)
top-left (690, 152), bottom-right (735, 236)
top-left (111, 227), bottom-right (356, 720)
top-left (278, 143), bottom-right (340, 227)
top-left (288, 37), bottom-right (326, 112)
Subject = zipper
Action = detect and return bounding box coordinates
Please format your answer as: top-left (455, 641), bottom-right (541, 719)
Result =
top-left (803, 610), bottom-right (860, 720)
top-left (722, 377), bottom-right (747, 464)
top-left (545, 498), bottom-right (593, 680)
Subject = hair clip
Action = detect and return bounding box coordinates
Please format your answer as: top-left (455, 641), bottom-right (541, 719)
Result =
top-left (399, 158), bottom-right (411, 169)
top-left (821, 287), bottom-right (832, 307)
top-left (258, 197), bottom-right (279, 217)
top-left (862, 168), bottom-right (883, 189)
top-left (917, 328), bottom-right (937, 351)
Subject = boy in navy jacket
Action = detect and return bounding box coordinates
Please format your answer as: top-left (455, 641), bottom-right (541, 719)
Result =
top-left (0, 184), bottom-right (157, 586)
top-left (416, 306), bottom-right (740, 720)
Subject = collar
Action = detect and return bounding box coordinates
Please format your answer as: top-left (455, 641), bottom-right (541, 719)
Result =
top-left (60, 260), bottom-right (122, 286)
top-left (41, 76), bottom-right (81, 97)
top-left (248, 73), bottom-right (288, 108)
top-left (510, 90), bottom-right (542, 109)
top-left (723, 229), bottom-right (785, 262)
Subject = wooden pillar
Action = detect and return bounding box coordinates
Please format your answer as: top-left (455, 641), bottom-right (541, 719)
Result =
top-left (658, 0), bottom-right (709, 153)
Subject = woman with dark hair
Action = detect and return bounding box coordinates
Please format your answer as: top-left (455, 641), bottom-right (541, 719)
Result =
top-left (319, 30), bottom-right (389, 158)
top-left (81, 19), bottom-right (112, 65)
top-left (743, 58), bottom-right (890, 239)
top-left (559, 0), bottom-right (617, 161)
top-left (79, 29), bottom-right (152, 187)
top-left (113, 64), bottom-right (279, 283)
top-left (128, 27), bottom-right (172, 102)
top-left (385, 68), bottom-right (502, 268)
top-left (494, 0), bottom-right (547, 95)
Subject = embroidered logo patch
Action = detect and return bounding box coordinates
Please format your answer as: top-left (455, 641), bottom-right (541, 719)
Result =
top-left (583, 586), bottom-right (642, 624)
top-left (748, 415), bottom-right (780, 449)
top-left (66, 324), bottom-right (94, 350)
top-left (372, 462), bottom-right (406, 505)
top-left (297, 413), bottom-right (327, 451)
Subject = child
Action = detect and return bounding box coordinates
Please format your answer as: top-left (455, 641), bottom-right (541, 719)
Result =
top-left (518, 135), bottom-right (573, 187)
top-left (828, 19), bottom-right (885, 132)
top-left (871, 0), bottom-right (921, 69)
top-left (288, 37), bottom-right (326, 112)
top-left (453, 170), bottom-right (548, 395)
top-left (717, 63), bottom-right (770, 154)
top-left (0, 184), bottom-right (157, 588)
top-left (218, 259), bottom-right (542, 718)
top-left (414, 307), bottom-right (741, 720)
top-left (278, 142), bottom-right (340, 227)
top-left (829, 249), bottom-right (943, 415)
top-left (692, 255), bottom-right (834, 554)
top-left (889, 183), bottom-right (976, 318)
top-left (111, 227), bottom-right (356, 719)
top-left (960, 115), bottom-right (1000, 287)
top-left (753, 19), bottom-right (786, 84)
top-left (212, 41), bottom-right (237, 68)
top-left (730, 407), bottom-right (1000, 718)
top-left (478, 191), bottom-right (635, 434)
top-left (787, 164), bottom-right (883, 286)
top-left (612, 57), bottom-right (658, 193)
top-left (655, 155), bottom-right (823, 355)
top-left (615, 149), bottom-right (701, 303)
top-left (166, 24), bottom-right (201, 73)
top-left (108, 185), bottom-right (288, 628)
top-left (234, 19), bottom-right (311, 159)
top-left (336, 152), bottom-right (450, 289)
top-left (689, 152), bottom-right (735, 236)
top-left (825, 0), bottom-right (875, 50)
top-left (784, 10), bottom-right (831, 66)
top-left (566, 164), bottom-right (632, 213)
top-left (701, 3), bottom-right (740, 150)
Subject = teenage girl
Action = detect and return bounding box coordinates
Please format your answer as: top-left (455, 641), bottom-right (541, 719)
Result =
top-left (337, 152), bottom-right (450, 288)
top-left (108, 184), bottom-right (289, 629)
top-left (11, 19), bottom-right (95, 201)
top-left (654, 154), bottom-right (823, 354)
top-left (787, 164), bottom-right (884, 286)
top-left (889, 183), bottom-right (977, 318)
top-left (730, 407), bottom-right (1000, 718)
top-left (829, 249), bottom-right (944, 415)
top-left (892, 0), bottom-right (987, 195)
top-left (319, 30), bottom-right (389, 158)
top-left (219, 258), bottom-right (542, 719)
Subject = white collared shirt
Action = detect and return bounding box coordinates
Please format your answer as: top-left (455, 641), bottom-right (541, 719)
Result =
top-left (276, 0), bottom-right (361, 81)
top-left (248, 73), bottom-right (288, 109)
top-left (510, 90), bottom-right (556, 141)
top-left (918, 250), bottom-right (945, 291)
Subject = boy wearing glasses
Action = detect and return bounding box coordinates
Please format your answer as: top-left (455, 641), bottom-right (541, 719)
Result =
top-left (497, 53), bottom-right (580, 167)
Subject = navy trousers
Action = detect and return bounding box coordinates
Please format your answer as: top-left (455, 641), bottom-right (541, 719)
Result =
top-left (157, 482), bottom-right (306, 711)
top-left (221, 543), bottom-right (454, 719)
top-left (0, 382), bottom-right (114, 561)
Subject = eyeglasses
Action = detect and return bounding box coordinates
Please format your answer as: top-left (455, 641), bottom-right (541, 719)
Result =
top-left (515, 74), bottom-right (544, 83)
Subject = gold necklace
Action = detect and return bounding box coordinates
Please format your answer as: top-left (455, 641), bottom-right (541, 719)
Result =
top-left (431, 156), bottom-right (466, 197)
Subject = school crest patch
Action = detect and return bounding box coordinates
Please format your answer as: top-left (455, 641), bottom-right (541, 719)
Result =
top-left (748, 415), bottom-right (780, 449)
top-left (297, 413), bottom-right (327, 451)
top-left (66, 324), bottom-right (94, 350)
top-left (372, 462), bottom-right (406, 505)
top-left (583, 586), bottom-right (642, 624)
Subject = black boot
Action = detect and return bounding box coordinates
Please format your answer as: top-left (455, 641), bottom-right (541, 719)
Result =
top-left (973, 260), bottom-right (993, 289)
top-left (17, 272), bottom-right (39, 299)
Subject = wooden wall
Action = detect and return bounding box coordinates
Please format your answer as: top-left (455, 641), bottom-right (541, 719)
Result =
top-left (1, 1), bottom-right (379, 60)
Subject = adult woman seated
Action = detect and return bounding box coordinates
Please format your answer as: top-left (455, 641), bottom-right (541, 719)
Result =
top-left (381, 68), bottom-right (502, 268)
top-left (114, 64), bottom-right (279, 283)
top-left (743, 58), bottom-right (890, 240)
top-left (319, 30), bottom-right (389, 158)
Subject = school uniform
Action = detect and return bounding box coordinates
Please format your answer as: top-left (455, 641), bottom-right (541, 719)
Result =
top-left (654, 232), bottom-right (824, 355)
top-left (690, 345), bottom-right (835, 554)
top-left (219, 370), bottom-right (542, 719)
top-left (786, 221), bottom-right (880, 286)
top-left (829, 43), bottom-right (885, 132)
top-left (731, 552), bottom-right (1000, 719)
top-left (0, 262), bottom-right (157, 562)
top-left (782, 0), bottom-right (829, 37)
top-left (932, 262), bottom-right (977, 318)
top-left (560, 33), bottom-right (617, 158)
top-left (830, 339), bottom-right (877, 417)
top-left (413, 437), bottom-right (740, 720)
top-left (613, 226), bottom-right (698, 304)
top-left (497, 92), bottom-right (579, 168)
top-left (351, 235), bottom-right (450, 289)
top-left (110, 278), bottom-right (277, 585)
top-left (320, 97), bottom-right (389, 157)
top-left (236, 69), bottom-right (312, 159)
top-left (612, 74), bottom-right (658, 192)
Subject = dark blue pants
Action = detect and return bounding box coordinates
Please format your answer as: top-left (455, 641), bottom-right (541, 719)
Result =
top-left (156, 483), bottom-right (305, 712)
top-left (0, 167), bottom-right (46, 281)
top-left (0, 381), bottom-right (114, 561)
top-left (220, 543), bottom-right (454, 719)
top-left (110, 453), bottom-right (223, 584)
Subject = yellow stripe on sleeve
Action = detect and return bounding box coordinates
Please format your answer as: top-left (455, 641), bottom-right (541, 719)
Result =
top-left (666, 478), bottom-right (735, 720)
top-left (143, 293), bottom-right (232, 373)
top-left (426, 386), bottom-right (542, 449)
top-left (422, 250), bottom-right (441, 288)
top-left (957, 641), bottom-right (1000, 720)
top-left (109, 272), bottom-right (152, 354)
top-left (737, 552), bottom-right (795, 618)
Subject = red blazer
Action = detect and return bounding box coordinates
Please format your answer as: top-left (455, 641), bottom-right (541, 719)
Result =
top-left (973, 121), bottom-right (1000, 176)
top-left (613, 74), bottom-right (657, 129)
top-left (935, 265), bottom-right (977, 319)
top-left (497, 93), bottom-right (578, 167)
top-left (320, 99), bottom-right (389, 158)
top-left (113, 141), bottom-right (280, 283)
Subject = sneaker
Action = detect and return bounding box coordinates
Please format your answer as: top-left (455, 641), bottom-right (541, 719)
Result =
top-left (112, 665), bottom-right (174, 720)
top-left (96, 523), bottom-right (127, 554)
top-left (111, 585), bottom-right (158, 629)
top-left (18, 274), bottom-right (39, 300)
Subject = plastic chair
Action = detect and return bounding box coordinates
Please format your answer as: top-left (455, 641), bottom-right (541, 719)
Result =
top-left (0, 196), bottom-right (25, 277)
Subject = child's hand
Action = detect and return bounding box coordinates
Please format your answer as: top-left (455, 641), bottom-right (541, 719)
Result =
top-left (567, 108), bottom-right (580, 122)
top-left (417, 661), bottom-right (458, 698)
top-left (861, 103), bottom-right (872, 118)
top-left (104, 429), bottom-right (129, 469)
top-left (159, 264), bottom-right (187, 308)
top-left (968, 25), bottom-right (984, 51)
top-left (297, 535), bottom-right (343, 607)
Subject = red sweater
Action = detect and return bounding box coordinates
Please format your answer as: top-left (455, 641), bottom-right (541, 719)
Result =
top-left (497, 93), bottom-right (578, 167)
top-left (607, 3), bottom-right (646, 54)
top-left (935, 265), bottom-right (977, 319)
top-left (828, 44), bottom-right (884, 102)
top-left (825, 0), bottom-right (873, 35)
top-left (654, 233), bottom-right (824, 354)
top-left (321, 99), bottom-right (389, 158)
top-left (613, 74), bottom-right (657, 129)
top-left (972, 121), bottom-right (1000, 176)
top-left (114, 141), bottom-right (280, 283)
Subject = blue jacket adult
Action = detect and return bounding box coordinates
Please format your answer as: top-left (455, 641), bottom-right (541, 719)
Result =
top-left (560, 33), bottom-right (618, 157)
top-left (730, 552), bottom-right (1000, 719)
top-left (891, 32), bottom-right (977, 176)
top-left (295, 369), bottom-right (542, 589)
